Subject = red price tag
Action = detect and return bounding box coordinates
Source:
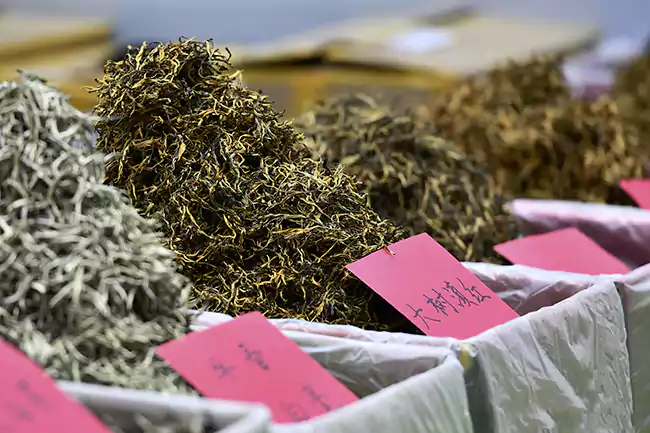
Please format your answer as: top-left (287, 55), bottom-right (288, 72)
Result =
top-left (156, 312), bottom-right (358, 423)
top-left (0, 339), bottom-right (110, 433)
top-left (620, 179), bottom-right (650, 209)
top-left (346, 233), bottom-right (518, 339)
top-left (494, 227), bottom-right (630, 275)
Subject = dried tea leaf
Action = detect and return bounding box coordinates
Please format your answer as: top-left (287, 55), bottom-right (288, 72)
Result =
top-left (0, 72), bottom-right (97, 149)
top-left (438, 54), bottom-right (569, 113)
top-left (190, 156), bottom-right (408, 329)
top-left (296, 94), bottom-right (516, 263)
top-left (428, 57), bottom-right (645, 203)
top-left (91, 40), bottom-right (410, 331)
top-left (612, 51), bottom-right (650, 157)
top-left (0, 74), bottom-right (194, 394)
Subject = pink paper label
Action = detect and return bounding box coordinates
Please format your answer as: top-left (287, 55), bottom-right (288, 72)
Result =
top-left (156, 312), bottom-right (358, 423)
top-left (346, 233), bottom-right (519, 339)
top-left (620, 179), bottom-right (650, 209)
top-left (0, 339), bottom-right (110, 433)
top-left (494, 227), bottom-right (630, 275)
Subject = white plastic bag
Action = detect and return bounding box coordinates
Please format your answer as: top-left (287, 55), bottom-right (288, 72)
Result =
top-left (62, 335), bottom-right (472, 433)
top-left (451, 263), bottom-right (648, 433)
top-left (506, 198), bottom-right (650, 431)
top-left (466, 279), bottom-right (632, 433)
top-left (59, 381), bottom-right (272, 433)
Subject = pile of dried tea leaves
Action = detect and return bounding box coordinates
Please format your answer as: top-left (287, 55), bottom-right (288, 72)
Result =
top-left (613, 50), bottom-right (650, 111)
top-left (434, 54), bottom-right (569, 113)
top-left (613, 51), bottom-right (650, 143)
top-left (0, 75), bottom-right (194, 393)
top-left (296, 94), bottom-right (516, 263)
top-left (428, 56), bottom-right (646, 203)
top-left (91, 39), bottom-right (409, 331)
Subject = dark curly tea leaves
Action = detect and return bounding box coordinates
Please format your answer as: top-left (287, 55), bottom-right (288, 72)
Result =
top-left (296, 94), bottom-right (517, 264)
top-left (91, 40), bottom-right (413, 332)
top-left (427, 55), bottom-right (646, 203)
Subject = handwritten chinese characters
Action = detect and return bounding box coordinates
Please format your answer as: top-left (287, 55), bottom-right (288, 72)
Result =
top-left (405, 304), bottom-right (440, 330)
top-left (209, 359), bottom-right (235, 379)
top-left (346, 233), bottom-right (519, 339)
top-left (282, 385), bottom-right (332, 422)
top-left (207, 343), bottom-right (269, 381)
top-left (282, 401), bottom-right (310, 422)
top-left (302, 385), bottom-right (331, 413)
top-left (238, 343), bottom-right (269, 371)
top-left (407, 278), bottom-right (492, 330)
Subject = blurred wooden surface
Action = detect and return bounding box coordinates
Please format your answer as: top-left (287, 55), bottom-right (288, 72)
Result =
top-left (0, 12), bottom-right (113, 111)
top-left (235, 10), bottom-right (598, 117)
top-left (0, 12), bottom-right (111, 61)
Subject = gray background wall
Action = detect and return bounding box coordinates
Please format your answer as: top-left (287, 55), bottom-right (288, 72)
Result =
top-left (3, 0), bottom-right (645, 46)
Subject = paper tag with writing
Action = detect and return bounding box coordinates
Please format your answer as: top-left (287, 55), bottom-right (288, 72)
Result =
top-left (620, 179), bottom-right (650, 209)
top-left (494, 227), bottom-right (630, 275)
top-left (346, 233), bottom-right (518, 339)
top-left (156, 312), bottom-right (358, 423)
top-left (0, 339), bottom-right (110, 433)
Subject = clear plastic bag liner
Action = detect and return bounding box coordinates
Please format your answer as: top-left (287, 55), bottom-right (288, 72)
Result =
top-left (509, 198), bottom-right (650, 268)
top-left (62, 333), bottom-right (472, 433)
top-left (444, 263), bottom-right (647, 432)
top-left (59, 381), bottom-right (272, 433)
top-left (620, 267), bottom-right (650, 432)
top-left (467, 280), bottom-right (633, 433)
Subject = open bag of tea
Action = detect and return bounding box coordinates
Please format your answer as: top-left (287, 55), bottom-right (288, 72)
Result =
top-left (58, 333), bottom-right (471, 433)
top-left (192, 323), bottom-right (471, 433)
top-left (204, 273), bottom-right (638, 433)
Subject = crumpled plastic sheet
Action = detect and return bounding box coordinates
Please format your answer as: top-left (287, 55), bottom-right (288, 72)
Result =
top-left (507, 198), bottom-right (650, 432)
top-left (61, 335), bottom-right (473, 433)
top-left (466, 279), bottom-right (632, 433)
top-left (622, 268), bottom-right (650, 433)
top-left (227, 268), bottom-right (639, 432)
top-left (510, 199), bottom-right (650, 268)
top-left (469, 263), bottom-right (650, 433)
